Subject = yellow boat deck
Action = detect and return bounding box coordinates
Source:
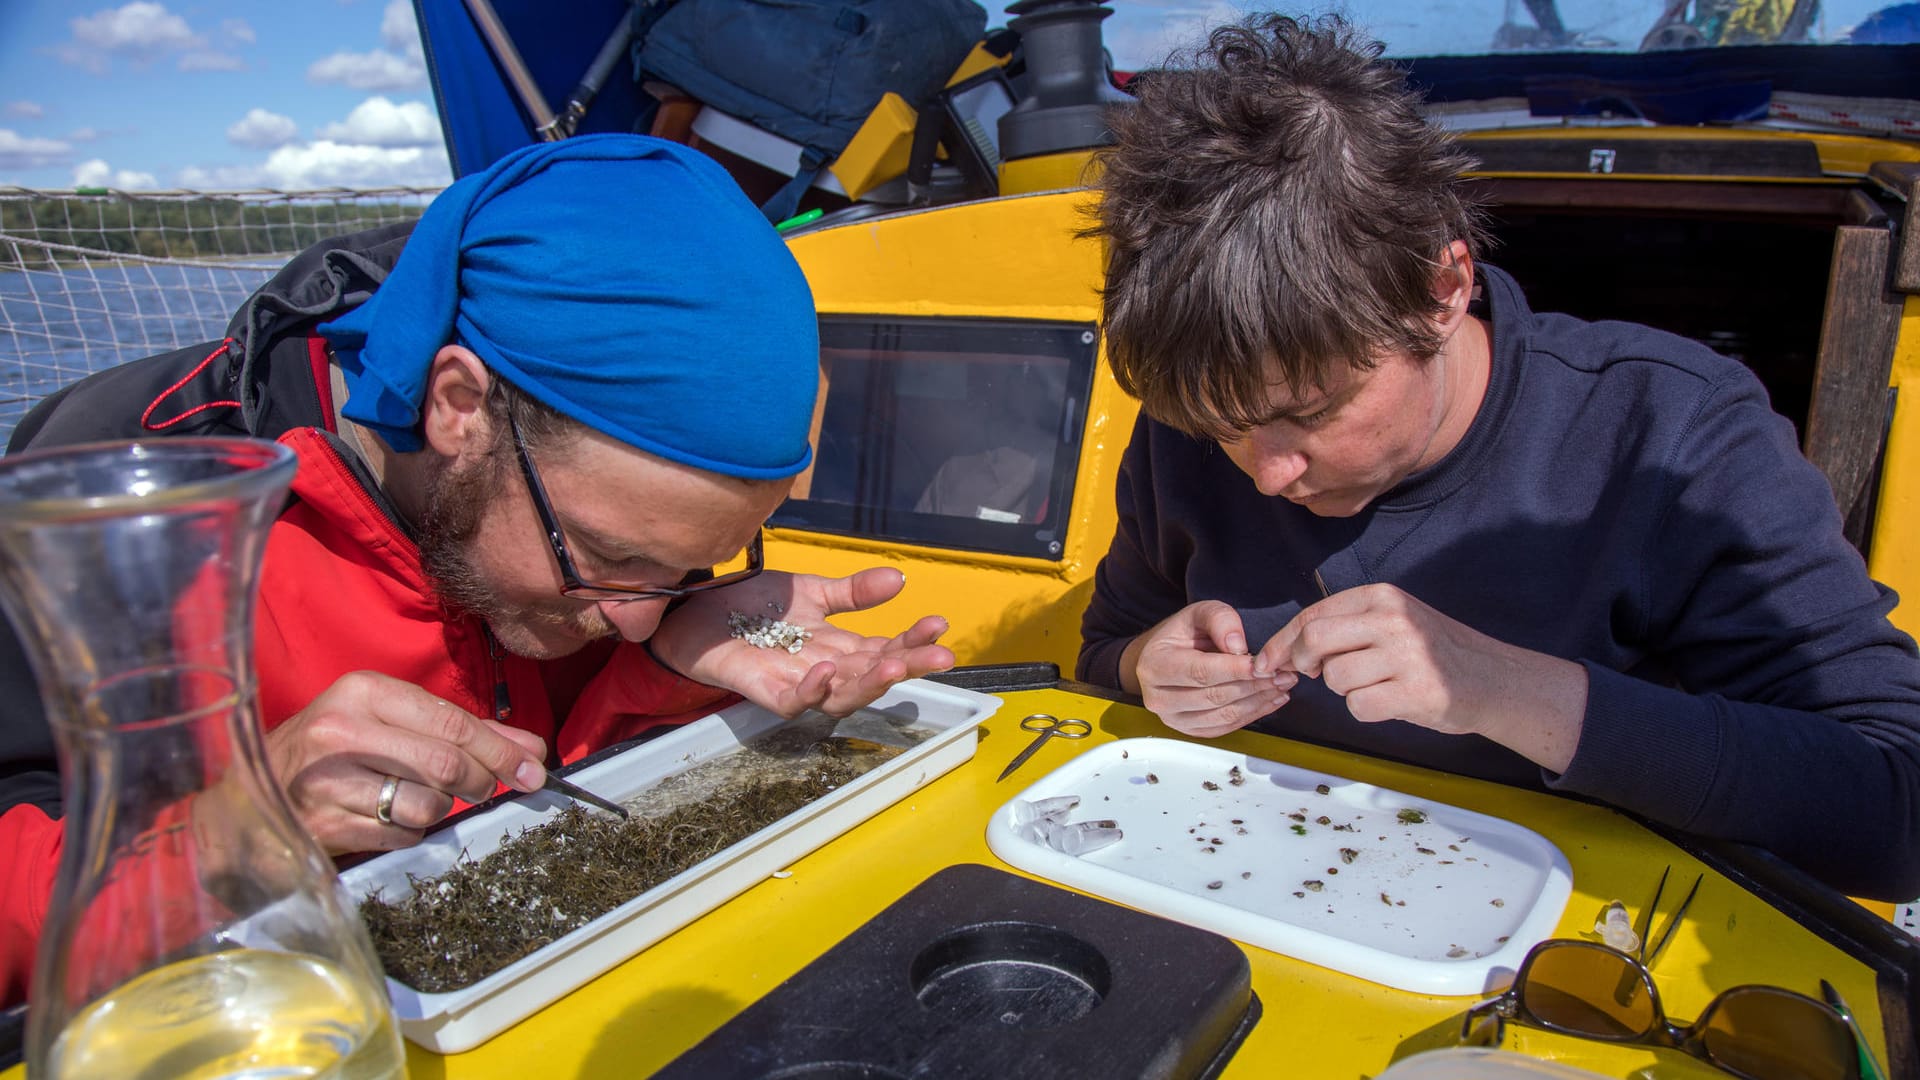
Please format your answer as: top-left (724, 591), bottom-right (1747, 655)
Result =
top-left (362, 685), bottom-right (1897, 1079)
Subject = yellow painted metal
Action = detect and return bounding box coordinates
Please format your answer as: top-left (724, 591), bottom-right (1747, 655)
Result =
top-left (1458, 126), bottom-right (1920, 180)
top-left (945, 40), bottom-right (1009, 86)
top-left (32, 688), bottom-right (1851, 1080)
top-left (1868, 297), bottom-right (1920, 642)
top-left (828, 91), bottom-right (919, 200)
top-left (791, 190), bottom-right (1103, 317)
top-left (998, 148), bottom-right (1102, 196)
top-left (781, 191), bottom-right (1137, 674)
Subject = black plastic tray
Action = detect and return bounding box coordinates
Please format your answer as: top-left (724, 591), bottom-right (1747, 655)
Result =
top-left (658, 863), bottom-right (1259, 1079)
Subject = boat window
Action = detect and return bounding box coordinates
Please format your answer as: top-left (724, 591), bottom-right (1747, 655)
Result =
top-left (774, 318), bottom-right (1097, 560)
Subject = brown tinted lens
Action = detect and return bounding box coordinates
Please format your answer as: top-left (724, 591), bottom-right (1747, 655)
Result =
top-left (1519, 944), bottom-right (1657, 1039)
top-left (1700, 987), bottom-right (1856, 1080)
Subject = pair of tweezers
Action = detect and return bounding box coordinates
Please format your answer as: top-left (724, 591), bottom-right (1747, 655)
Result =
top-left (1631, 865), bottom-right (1703, 969)
top-left (541, 772), bottom-right (629, 819)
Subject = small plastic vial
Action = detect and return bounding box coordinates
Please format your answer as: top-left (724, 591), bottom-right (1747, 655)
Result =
top-left (1594, 900), bottom-right (1640, 954)
top-left (1011, 795), bottom-right (1082, 826)
top-left (1037, 818), bottom-right (1124, 856)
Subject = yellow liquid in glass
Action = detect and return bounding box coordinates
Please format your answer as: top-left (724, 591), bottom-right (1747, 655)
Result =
top-left (48, 948), bottom-right (404, 1080)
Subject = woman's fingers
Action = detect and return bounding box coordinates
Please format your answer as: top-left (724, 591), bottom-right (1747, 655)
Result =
top-left (1159, 681), bottom-right (1293, 737)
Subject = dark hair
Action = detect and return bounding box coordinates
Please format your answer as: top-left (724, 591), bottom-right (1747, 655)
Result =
top-left (483, 370), bottom-right (578, 454)
top-left (1091, 14), bottom-right (1487, 439)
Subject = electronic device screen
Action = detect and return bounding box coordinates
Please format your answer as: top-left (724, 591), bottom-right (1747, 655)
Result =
top-left (945, 70), bottom-right (1015, 174)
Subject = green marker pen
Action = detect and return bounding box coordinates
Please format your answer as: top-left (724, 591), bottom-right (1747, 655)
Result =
top-left (775, 207), bottom-right (824, 233)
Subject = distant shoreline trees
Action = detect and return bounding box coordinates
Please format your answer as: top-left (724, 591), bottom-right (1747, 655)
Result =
top-left (0, 191), bottom-right (435, 269)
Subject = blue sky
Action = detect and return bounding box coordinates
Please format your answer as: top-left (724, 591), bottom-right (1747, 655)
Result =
top-left (0, 0), bottom-right (1893, 192)
top-left (0, 0), bottom-right (455, 190)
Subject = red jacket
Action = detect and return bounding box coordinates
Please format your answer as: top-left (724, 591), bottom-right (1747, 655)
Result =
top-left (0, 424), bottom-right (733, 1005)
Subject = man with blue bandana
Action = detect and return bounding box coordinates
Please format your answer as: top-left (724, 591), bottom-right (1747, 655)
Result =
top-left (0, 135), bottom-right (953, 1003)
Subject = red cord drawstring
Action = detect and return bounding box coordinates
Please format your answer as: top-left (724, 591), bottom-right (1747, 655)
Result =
top-left (141, 338), bottom-right (243, 431)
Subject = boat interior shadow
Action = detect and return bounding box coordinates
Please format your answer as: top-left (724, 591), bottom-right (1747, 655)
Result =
top-left (1386, 1007), bottom-right (1479, 1067)
top-left (1081, 696), bottom-right (1165, 741)
top-left (395, 1044), bottom-right (450, 1080)
top-left (576, 985), bottom-right (745, 1077)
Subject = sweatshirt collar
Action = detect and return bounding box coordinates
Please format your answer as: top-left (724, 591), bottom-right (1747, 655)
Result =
top-left (1374, 263), bottom-right (1529, 511)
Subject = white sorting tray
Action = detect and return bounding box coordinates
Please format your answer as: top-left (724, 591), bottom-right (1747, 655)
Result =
top-left (341, 679), bottom-right (1000, 1053)
top-left (986, 737), bottom-right (1571, 997)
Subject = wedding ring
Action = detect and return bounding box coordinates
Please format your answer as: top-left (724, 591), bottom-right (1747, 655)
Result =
top-left (374, 774), bottom-right (401, 825)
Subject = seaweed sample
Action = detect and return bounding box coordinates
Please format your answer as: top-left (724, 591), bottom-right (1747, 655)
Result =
top-left (361, 720), bottom-right (918, 992)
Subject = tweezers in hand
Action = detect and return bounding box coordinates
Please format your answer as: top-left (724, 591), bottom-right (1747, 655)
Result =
top-left (540, 772), bottom-right (630, 819)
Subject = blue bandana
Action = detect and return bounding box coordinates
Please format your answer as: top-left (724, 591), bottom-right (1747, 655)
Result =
top-left (319, 134), bottom-right (818, 479)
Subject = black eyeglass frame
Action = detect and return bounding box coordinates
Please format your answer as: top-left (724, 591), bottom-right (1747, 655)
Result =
top-left (507, 409), bottom-right (765, 601)
top-left (1460, 938), bottom-right (1858, 1080)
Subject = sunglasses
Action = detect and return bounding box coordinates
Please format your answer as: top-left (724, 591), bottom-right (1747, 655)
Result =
top-left (1460, 939), bottom-right (1861, 1080)
top-left (507, 409), bottom-right (765, 602)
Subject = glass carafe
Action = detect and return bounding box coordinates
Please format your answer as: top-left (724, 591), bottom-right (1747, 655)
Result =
top-left (0, 439), bottom-right (405, 1079)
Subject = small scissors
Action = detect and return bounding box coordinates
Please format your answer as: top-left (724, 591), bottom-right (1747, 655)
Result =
top-left (997, 713), bottom-right (1092, 782)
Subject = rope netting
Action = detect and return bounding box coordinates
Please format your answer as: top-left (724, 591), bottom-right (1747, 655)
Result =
top-left (0, 185), bottom-right (439, 446)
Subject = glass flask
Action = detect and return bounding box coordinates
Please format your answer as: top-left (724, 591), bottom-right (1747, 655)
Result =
top-left (0, 439), bottom-right (405, 1079)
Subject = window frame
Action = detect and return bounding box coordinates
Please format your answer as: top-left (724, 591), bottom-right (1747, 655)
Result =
top-left (771, 315), bottom-right (1100, 561)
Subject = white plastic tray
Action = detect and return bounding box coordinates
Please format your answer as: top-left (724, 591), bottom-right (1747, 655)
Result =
top-left (986, 737), bottom-right (1571, 997)
top-left (341, 679), bottom-right (1000, 1052)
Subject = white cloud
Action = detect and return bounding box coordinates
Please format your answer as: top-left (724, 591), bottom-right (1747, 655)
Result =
top-left (0, 129), bottom-right (72, 170)
top-left (71, 2), bottom-right (196, 52)
top-left (315, 97), bottom-right (440, 148)
top-left (380, 0), bottom-right (424, 57)
top-left (227, 108), bottom-right (298, 149)
top-left (180, 51), bottom-right (245, 72)
top-left (59, 2), bottom-right (206, 72)
top-left (67, 127), bottom-right (103, 142)
top-left (6, 101), bottom-right (45, 119)
top-left (306, 49), bottom-right (424, 91)
top-left (55, 2), bottom-right (254, 75)
top-left (308, 0), bottom-right (424, 91)
top-left (73, 158), bottom-right (158, 190)
top-left (179, 140), bottom-right (451, 190)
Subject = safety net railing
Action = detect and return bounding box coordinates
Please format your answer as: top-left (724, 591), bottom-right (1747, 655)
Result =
top-left (0, 185), bottom-right (440, 447)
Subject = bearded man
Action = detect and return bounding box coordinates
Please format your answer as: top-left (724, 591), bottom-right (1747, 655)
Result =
top-left (0, 134), bottom-right (954, 1004)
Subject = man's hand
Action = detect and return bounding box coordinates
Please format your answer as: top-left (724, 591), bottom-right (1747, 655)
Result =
top-left (265, 671), bottom-right (549, 854)
top-left (1124, 600), bottom-right (1298, 738)
top-left (648, 567), bottom-right (955, 718)
top-left (1255, 583), bottom-right (1587, 771)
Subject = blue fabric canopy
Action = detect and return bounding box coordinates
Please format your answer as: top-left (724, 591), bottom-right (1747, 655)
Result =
top-left (414, 0), bottom-right (647, 178)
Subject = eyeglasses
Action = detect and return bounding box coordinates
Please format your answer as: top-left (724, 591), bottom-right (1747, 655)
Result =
top-left (507, 409), bottom-right (765, 602)
top-left (1460, 939), bottom-right (1860, 1080)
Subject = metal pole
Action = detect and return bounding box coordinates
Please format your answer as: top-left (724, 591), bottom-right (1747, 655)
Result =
top-left (555, 13), bottom-right (635, 138)
top-left (462, 0), bottom-right (564, 141)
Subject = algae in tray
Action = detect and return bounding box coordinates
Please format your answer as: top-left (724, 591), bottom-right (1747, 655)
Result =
top-left (360, 716), bottom-right (928, 993)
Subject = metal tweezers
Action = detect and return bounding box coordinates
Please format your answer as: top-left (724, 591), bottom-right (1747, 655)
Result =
top-left (541, 772), bottom-right (630, 819)
top-left (1632, 865), bottom-right (1704, 969)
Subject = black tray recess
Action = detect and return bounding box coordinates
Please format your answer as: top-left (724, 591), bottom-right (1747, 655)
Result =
top-left (657, 863), bottom-right (1260, 1079)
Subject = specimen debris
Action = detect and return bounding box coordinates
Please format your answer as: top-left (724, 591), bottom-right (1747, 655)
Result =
top-left (726, 610), bottom-right (812, 653)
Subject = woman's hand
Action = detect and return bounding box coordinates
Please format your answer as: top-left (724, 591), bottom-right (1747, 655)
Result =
top-left (1257, 583), bottom-right (1586, 771)
top-left (1124, 600), bottom-right (1298, 737)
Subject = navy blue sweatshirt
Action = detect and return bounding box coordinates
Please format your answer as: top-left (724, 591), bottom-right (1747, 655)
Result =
top-left (1078, 264), bottom-right (1920, 899)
